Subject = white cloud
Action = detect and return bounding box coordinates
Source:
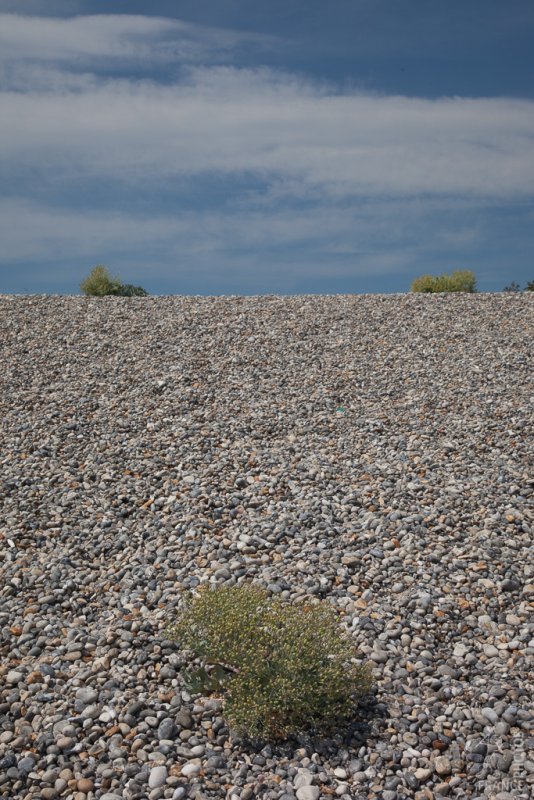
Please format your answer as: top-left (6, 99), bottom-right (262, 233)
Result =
top-left (1, 60), bottom-right (533, 199)
top-left (0, 1), bottom-right (81, 13)
top-left (0, 12), bottom-right (275, 66)
top-left (0, 195), bottom-right (479, 271)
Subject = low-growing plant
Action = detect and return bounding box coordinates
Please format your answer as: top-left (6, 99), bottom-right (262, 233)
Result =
top-left (167, 584), bottom-right (372, 740)
top-left (502, 280), bottom-right (534, 292)
top-left (80, 265), bottom-right (122, 296)
top-left (411, 270), bottom-right (476, 293)
top-left (503, 281), bottom-right (521, 292)
top-left (80, 265), bottom-right (148, 296)
top-left (109, 283), bottom-right (149, 297)
top-left (410, 274), bottom-right (437, 293)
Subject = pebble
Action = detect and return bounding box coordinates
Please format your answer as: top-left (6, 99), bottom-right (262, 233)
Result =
top-left (180, 762), bottom-right (201, 778)
top-left (157, 718), bottom-right (176, 740)
top-left (433, 757), bottom-right (452, 777)
top-left (76, 687), bottom-right (98, 704)
top-left (296, 788), bottom-right (320, 800)
top-left (294, 769), bottom-right (314, 788)
top-left (415, 769), bottom-right (432, 781)
top-left (56, 737), bottom-right (74, 750)
top-left (16, 757), bottom-right (35, 775)
top-left (6, 671), bottom-right (24, 684)
top-left (148, 765), bottom-right (168, 788)
top-left (0, 294), bottom-right (532, 800)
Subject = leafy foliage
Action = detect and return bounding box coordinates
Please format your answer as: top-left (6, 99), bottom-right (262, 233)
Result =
top-left (503, 281), bottom-right (521, 292)
top-left (411, 270), bottom-right (476, 293)
top-left (410, 274), bottom-right (438, 293)
top-left (501, 280), bottom-right (534, 292)
top-left (80, 265), bottom-right (122, 296)
top-left (109, 283), bottom-right (149, 297)
top-left (80, 265), bottom-right (148, 296)
top-left (167, 584), bottom-right (371, 740)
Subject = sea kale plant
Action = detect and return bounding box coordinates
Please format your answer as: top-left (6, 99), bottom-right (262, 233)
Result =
top-left (167, 584), bottom-right (371, 740)
top-left (411, 269), bottom-right (476, 293)
top-left (80, 265), bottom-right (148, 296)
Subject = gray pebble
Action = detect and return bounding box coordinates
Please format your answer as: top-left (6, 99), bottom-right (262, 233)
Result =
top-left (148, 765), bottom-right (168, 788)
top-left (296, 788), bottom-right (320, 800)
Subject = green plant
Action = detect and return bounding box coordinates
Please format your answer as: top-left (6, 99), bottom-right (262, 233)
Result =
top-left (80, 265), bottom-right (148, 296)
top-left (503, 281), bottom-right (521, 292)
top-left (167, 584), bottom-right (371, 740)
top-left (109, 283), bottom-right (149, 297)
top-left (80, 265), bottom-right (121, 296)
top-left (411, 270), bottom-right (476, 293)
top-left (526, 280), bottom-right (534, 292)
top-left (410, 274), bottom-right (438, 293)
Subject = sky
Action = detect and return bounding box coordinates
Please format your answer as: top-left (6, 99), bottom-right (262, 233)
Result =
top-left (0, 0), bottom-right (533, 294)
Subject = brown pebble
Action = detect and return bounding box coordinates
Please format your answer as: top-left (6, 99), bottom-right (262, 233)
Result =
top-left (57, 737), bottom-right (74, 751)
top-left (77, 778), bottom-right (94, 792)
top-left (432, 740), bottom-right (447, 751)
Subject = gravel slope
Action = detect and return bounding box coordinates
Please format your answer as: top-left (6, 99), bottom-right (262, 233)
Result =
top-left (1, 294), bottom-right (533, 800)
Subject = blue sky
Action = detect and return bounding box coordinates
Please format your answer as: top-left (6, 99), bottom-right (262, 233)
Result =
top-left (0, 0), bottom-right (533, 294)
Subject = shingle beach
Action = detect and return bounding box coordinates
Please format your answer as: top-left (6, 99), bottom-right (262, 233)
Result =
top-left (1, 294), bottom-right (533, 800)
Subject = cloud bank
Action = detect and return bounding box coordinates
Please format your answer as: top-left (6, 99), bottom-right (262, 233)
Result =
top-left (0, 12), bottom-right (275, 66)
top-left (0, 12), bottom-right (533, 291)
top-left (2, 13), bottom-right (533, 199)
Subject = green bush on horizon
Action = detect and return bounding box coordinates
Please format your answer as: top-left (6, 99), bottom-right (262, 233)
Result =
top-left (411, 270), bottom-right (476, 293)
top-left (109, 283), bottom-right (149, 297)
top-left (503, 280), bottom-right (534, 292)
top-left (80, 265), bottom-right (148, 297)
top-left (503, 281), bottom-right (521, 292)
top-left (167, 584), bottom-right (372, 740)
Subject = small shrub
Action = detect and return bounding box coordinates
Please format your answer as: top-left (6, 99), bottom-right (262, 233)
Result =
top-left (80, 265), bottom-right (122, 296)
top-left (167, 584), bottom-right (371, 740)
top-left (109, 283), bottom-right (149, 297)
top-left (80, 265), bottom-right (148, 296)
top-left (411, 270), bottom-right (476, 293)
top-left (503, 281), bottom-right (521, 292)
top-left (526, 280), bottom-right (534, 292)
top-left (410, 274), bottom-right (437, 293)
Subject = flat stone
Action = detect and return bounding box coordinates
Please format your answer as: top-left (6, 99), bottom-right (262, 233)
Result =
top-left (296, 788), bottom-right (320, 800)
top-left (415, 768), bottom-right (432, 781)
top-left (75, 687), bottom-right (98, 704)
top-left (148, 765), bottom-right (168, 789)
top-left (180, 762), bottom-right (200, 778)
top-left (294, 769), bottom-right (314, 789)
top-left (434, 756), bottom-right (452, 777)
top-left (6, 671), bottom-right (23, 684)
